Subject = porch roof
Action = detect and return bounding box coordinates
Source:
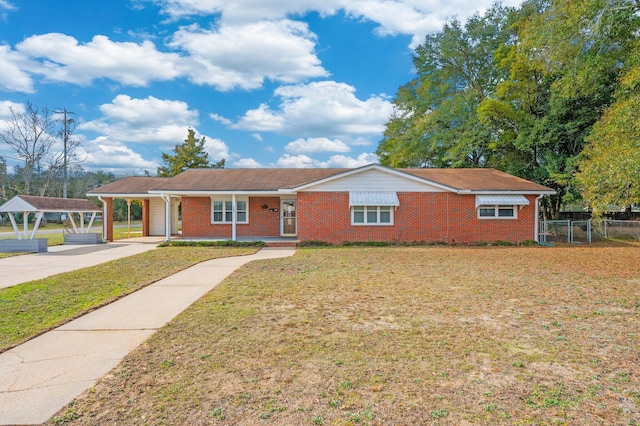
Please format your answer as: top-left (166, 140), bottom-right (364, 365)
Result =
top-left (87, 176), bottom-right (172, 197)
top-left (0, 195), bottom-right (101, 213)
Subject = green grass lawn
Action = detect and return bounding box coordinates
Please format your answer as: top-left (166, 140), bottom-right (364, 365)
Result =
top-left (0, 246), bottom-right (257, 352)
top-left (48, 243), bottom-right (640, 425)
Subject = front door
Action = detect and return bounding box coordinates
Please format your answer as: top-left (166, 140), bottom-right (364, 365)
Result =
top-left (281, 200), bottom-right (297, 236)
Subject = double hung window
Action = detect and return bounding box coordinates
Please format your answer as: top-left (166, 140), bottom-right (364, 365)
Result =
top-left (211, 197), bottom-right (248, 223)
top-left (352, 205), bottom-right (393, 225)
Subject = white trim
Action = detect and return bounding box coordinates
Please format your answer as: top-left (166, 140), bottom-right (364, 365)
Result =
top-left (477, 205), bottom-right (518, 220)
top-left (351, 205), bottom-right (394, 226)
top-left (210, 196), bottom-right (249, 225)
top-left (535, 194), bottom-right (544, 242)
top-left (281, 199), bottom-right (297, 236)
top-left (88, 193), bottom-right (164, 198)
top-left (149, 190), bottom-right (287, 196)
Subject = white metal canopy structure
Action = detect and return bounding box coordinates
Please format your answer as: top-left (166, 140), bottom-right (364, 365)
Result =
top-left (0, 195), bottom-right (101, 240)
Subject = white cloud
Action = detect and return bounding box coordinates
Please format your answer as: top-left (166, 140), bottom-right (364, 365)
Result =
top-left (15, 34), bottom-right (184, 87)
top-left (285, 137), bottom-right (350, 154)
top-left (210, 113), bottom-right (232, 125)
top-left (0, 99), bottom-right (24, 117)
top-left (235, 81), bottom-right (393, 138)
top-left (251, 133), bottom-right (263, 142)
top-left (79, 95), bottom-right (200, 145)
top-left (169, 20), bottom-right (328, 91)
top-left (0, 45), bottom-right (35, 93)
top-left (78, 136), bottom-right (159, 173)
top-left (154, 0), bottom-right (523, 48)
top-left (0, 0), bottom-right (17, 10)
top-left (203, 136), bottom-right (231, 162)
top-left (77, 95), bottom-right (232, 166)
top-left (275, 154), bottom-right (319, 168)
top-left (275, 152), bottom-right (378, 168)
top-left (323, 152), bottom-right (379, 168)
top-left (232, 157), bottom-right (263, 168)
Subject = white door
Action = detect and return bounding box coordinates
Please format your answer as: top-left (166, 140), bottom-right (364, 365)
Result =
top-left (149, 198), bottom-right (165, 236)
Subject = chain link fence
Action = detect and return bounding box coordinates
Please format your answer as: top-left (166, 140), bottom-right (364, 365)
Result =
top-left (540, 219), bottom-right (640, 244)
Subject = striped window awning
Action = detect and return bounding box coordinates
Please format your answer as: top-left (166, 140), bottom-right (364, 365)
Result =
top-left (349, 192), bottom-right (400, 207)
top-left (475, 194), bottom-right (530, 208)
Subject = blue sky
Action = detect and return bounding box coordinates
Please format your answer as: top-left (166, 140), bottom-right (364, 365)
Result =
top-left (0, 0), bottom-right (518, 175)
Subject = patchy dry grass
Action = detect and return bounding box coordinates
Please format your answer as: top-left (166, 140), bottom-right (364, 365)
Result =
top-left (52, 244), bottom-right (639, 425)
top-left (0, 247), bottom-right (257, 352)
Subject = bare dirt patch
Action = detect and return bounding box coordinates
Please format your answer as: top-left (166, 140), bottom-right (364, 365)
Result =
top-left (51, 245), bottom-right (640, 425)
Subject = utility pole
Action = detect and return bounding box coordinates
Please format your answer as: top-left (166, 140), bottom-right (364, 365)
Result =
top-left (56, 108), bottom-right (75, 198)
top-left (63, 109), bottom-right (68, 198)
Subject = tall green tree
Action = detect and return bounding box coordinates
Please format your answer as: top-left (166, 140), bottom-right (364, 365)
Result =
top-left (576, 40), bottom-right (640, 215)
top-left (157, 128), bottom-right (225, 177)
top-left (490, 0), bottom-right (640, 216)
top-left (377, 3), bottom-right (514, 168)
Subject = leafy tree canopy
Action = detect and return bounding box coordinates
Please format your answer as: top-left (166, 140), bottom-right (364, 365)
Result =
top-left (378, 0), bottom-right (640, 218)
top-left (157, 128), bottom-right (225, 177)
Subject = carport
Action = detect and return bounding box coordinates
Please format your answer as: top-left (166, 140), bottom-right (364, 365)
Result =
top-left (0, 195), bottom-right (102, 252)
top-left (86, 176), bottom-right (179, 242)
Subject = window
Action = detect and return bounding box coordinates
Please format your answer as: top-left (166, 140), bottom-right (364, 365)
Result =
top-left (352, 205), bottom-right (393, 225)
top-left (478, 205), bottom-right (517, 219)
top-left (211, 197), bottom-right (248, 223)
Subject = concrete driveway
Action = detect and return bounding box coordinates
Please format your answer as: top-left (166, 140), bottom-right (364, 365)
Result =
top-left (0, 245), bottom-right (296, 425)
top-left (0, 237), bottom-right (163, 289)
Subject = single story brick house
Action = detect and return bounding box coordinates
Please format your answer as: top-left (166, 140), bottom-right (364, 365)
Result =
top-left (88, 164), bottom-right (554, 244)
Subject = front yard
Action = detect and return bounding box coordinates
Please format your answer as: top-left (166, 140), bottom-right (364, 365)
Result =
top-left (50, 243), bottom-right (640, 424)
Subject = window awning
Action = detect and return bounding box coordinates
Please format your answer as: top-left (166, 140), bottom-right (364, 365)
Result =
top-left (475, 194), bottom-right (530, 208)
top-left (349, 192), bottom-right (400, 207)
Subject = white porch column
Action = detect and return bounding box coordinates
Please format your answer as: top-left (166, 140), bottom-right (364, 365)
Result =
top-left (231, 194), bottom-right (237, 241)
top-left (23, 211), bottom-right (28, 240)
top-left (29, 211), bottom-right (44, 240)
top-left (534, 194), bottom-right (544, 242)
top-left (162, 193), bottom-right (171, 242)
top-left (8, 212), bottom-right (21, 240)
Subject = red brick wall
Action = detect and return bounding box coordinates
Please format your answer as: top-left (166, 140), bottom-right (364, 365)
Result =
top-left (181, 193), bottom-right (538, 244)
top-left (297, 192), bottom-right (537, 244)
top-left (181, 196), bottom-right (281, 238)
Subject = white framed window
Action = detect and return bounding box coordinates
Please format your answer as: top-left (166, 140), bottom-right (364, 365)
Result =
top-left (352, 205), bottom-right (393, 225)
top-left (478, 205), bottom-right (517, 219)
top-left (211, 197), bottom-right (248, 224)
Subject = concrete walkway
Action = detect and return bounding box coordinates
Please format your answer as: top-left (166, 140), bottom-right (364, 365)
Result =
top-left (0, 237), bottom-right (163, 289)
top-left (0, 246), bottom-right (295, 425)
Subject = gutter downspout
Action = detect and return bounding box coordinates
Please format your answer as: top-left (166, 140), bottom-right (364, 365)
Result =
top-left (534, 194), bottom-right (544, 242)
top-left (161, 193), bottom-right (172, 242)
top-left (98, 196), bottom-right (107, 241)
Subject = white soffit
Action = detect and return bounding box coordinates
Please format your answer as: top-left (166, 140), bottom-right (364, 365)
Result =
top-left (349, 192), bottom-right (400, 207)
top-left (475, 194), bottom-right (530, 208)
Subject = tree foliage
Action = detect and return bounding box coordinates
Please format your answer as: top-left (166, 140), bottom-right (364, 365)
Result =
top-left (378, 0), bottom-right (640, 217)
top-left (377, 3), bottom-right (513, 168)
top-left (157, 128), bottom-right (225, 177)
top-left (576, 40), bottom-right (640, 214)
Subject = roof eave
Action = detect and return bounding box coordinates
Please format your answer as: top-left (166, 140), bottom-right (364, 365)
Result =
top-left (147, 190), bottom-right (291, 196)
top-left (463, 190), bottom-right (556, 195)
top-left (87, 192), bottom-right (165, 198)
